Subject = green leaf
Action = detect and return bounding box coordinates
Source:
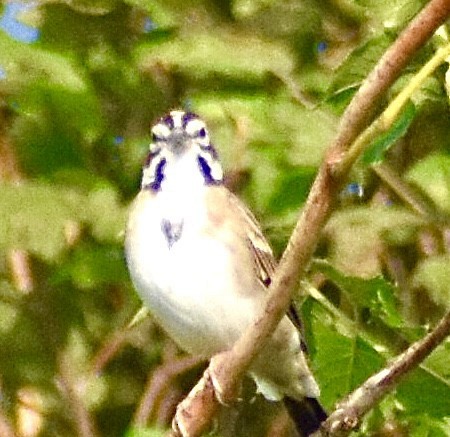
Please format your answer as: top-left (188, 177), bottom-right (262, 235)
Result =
top-left (397, 367), bottom-right (450, 418)
top-left (0, 32), bottom-right (89, 92)
top-left (313, 261), bottom-right (403, 328)
top-left (405, 415), bottom-right (450, 437)
top-left (424, 340), bottom-right (450, 383)
top-left (125, 427), bottom-right (166, 437)
top-left (356, 0), bottom-right (425, 31)
top-left (328, 34), bottom-right (393, 99)
top-left (362, 101), bottom-right (416, 165)
top-left (405, 153), bottom-right (450, 214)
top-left (412, 255), bottom-right (450, 308)
top-left (324, 206), bottom-right (425, 277)
top-left (0, 183), bottom-right (83, 261)
top-left (305, 300), bottom-right (385, 409)
top-left (56, 0), bottom-right (118, 15)
top-left (135, 32), bottom-right (295, 83)
top-left (57, 245), bottom-right (128, 290)
top-left (0, 183), bottom-right (126, 261)
top-left (86, 187), bottom-right (128, 243)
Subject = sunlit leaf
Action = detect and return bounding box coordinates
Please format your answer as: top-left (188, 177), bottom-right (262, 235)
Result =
top-left (0, 183), bottom-right (126, 261)
top-left (324, 206), bottom-right (425, 277)
top-left (0, 32), bottom-right (88, 91)
top-left (406, 154), bottom-right (450, 214)
top-left (125, 426), bottom-right (166, 437)
top-left (412, 255), bottom-right (450, 308)
top-left (136, 32), bottom-right (295, 82)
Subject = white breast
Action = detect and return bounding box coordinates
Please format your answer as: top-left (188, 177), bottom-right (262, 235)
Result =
top-left (125, 160), bottom-right (258, 356)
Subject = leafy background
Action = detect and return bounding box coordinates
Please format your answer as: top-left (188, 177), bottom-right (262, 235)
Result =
top-left (0, 0), bottom-right (449, 436)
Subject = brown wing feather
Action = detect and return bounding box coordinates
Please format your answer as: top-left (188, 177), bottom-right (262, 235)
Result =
top-left (228, 192), bottom-right (306, 341)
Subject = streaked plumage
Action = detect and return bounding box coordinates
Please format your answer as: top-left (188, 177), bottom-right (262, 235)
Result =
top-left (125, 110), bottom-right (326, 435)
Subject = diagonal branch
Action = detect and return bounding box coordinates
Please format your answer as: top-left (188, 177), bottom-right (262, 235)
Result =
top-left (170, 1), bottom-right (450, 435)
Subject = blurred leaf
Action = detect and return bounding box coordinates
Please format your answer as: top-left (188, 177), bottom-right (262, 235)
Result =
top-left (125, 427), bottom-right (166, 437)
top-left (0, 300), bottom-right (18, 334)
top-left (136, 32), bottom-right (295, 83)
top-left (231, 0), bottom-right (323, 52)
top-left (412, 255), bottom-right (450, 308)
top-left (390, 75), bottom-right (444, 109)
top-left (60, 0), bottom-right (119, 15)
top-left (363, 101), bottom-right (416, 165)
top-left (87, 187), bottom-right (128, 243)
top-left (324, 206), bottom-right (425, 277)
top-left (58, 245), bottom-right (128, 290)
top-left (0, 183), bottom-right (82, 261)
top-left (357, 0), bottom-right (426, 31)
top-left (0, 32), bottom-right (88, 91)
top-left (405, 154), bottom-right (450, 214)
top-left (128, 0), bottom-right (231, 30)
top-left (232, 0), bottom-right (278, 19)
top-left (0, 183), bottom-right (126, 261)
top-left (266, 166), bottom-right (316, 215)
top-left (14, 84), bottom-right (103, 143)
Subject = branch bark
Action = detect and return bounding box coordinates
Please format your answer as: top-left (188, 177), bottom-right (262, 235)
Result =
top-left (170, 1), bottom-right (450, 435)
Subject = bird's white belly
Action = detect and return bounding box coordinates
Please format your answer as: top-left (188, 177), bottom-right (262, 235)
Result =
top-left (126, 192), bottom-right (258, 356)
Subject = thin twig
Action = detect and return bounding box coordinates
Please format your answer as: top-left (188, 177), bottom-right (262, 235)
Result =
top-left (57, 355), bottom-right (98, 437)
top-left (170, 1), bottom-right (450, 435)
top-left (134, 356), bottom-right (204, 427)
top-left (91, 330), bottom-right (129, 375)
top-left (373, 163), bottom-right (450, 224)
top-left (318, 310), bottom-right (450, 436)
top-left (7, 249), bottom-right (34, 294)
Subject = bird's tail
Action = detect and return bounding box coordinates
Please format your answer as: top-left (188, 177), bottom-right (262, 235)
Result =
top-left (283, 396), bottom-right (327, 436)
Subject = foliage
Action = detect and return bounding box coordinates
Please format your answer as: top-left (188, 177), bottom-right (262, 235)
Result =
top-left (0, 0), bottom-right (449, 436)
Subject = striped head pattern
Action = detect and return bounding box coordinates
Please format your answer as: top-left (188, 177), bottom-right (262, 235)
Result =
top-left (142, 110), bottom-right (223, 191)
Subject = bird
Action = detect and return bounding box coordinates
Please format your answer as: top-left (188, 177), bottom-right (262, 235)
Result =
top-left (125, 109), bottom-right (327, 436)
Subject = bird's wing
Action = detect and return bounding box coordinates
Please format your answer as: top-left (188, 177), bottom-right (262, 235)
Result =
top-left (228, 192), bottom-right (306, 341)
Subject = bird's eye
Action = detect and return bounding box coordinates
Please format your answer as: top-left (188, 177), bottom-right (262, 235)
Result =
top-left (198, 128), bottom-right (206, 138)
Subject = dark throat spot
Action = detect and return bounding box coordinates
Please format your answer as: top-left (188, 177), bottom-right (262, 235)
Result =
top-left (161, 219), bottom-right (184, 248)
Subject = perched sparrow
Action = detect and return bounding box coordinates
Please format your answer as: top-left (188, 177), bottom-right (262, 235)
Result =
top-left (125, 110), bottom-right (326, 435)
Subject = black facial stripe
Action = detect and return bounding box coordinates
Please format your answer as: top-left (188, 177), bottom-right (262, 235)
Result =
top-left (182, 112), bottom-right (199, 128)
top-left (197, 155), bottom-right (221, 185)
top-left (150, 157), bottom-right (167, 191)
top-left (162, 115), bottom-right (174, 130)
top-left (197, 155), bottom-right (212, 184)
